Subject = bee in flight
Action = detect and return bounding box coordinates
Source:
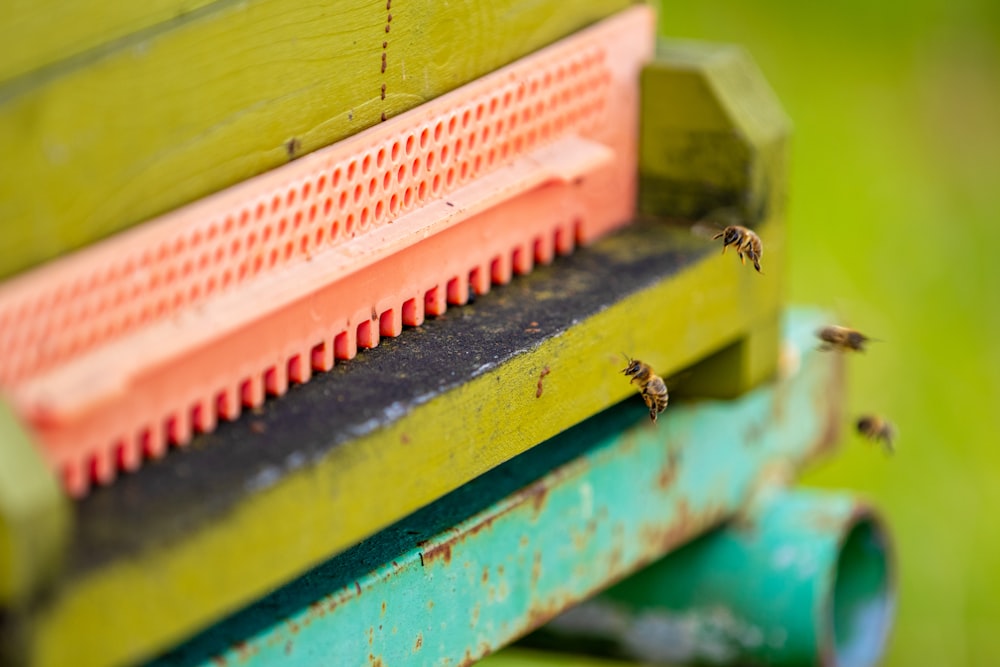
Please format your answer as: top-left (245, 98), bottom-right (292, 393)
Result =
top-left (713, 225), bottom-right (763, 273)
top-left (621, 356), bottom-right (669, 423)
top-left (856, 415), bottom-right (896, 454)
top-left (817, 325), bottom-right (875, 352)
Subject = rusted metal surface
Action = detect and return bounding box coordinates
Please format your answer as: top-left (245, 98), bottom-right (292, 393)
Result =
top-left (148, 310), bottom-right (840, 667)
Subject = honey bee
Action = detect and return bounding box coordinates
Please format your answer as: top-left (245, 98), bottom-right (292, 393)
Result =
top-left (817, 325), bottom-right (874, 352)
top-left (622, 356), bottom-right (669, 423)
top-left (713, 226), bottom-right (763, 273)
top-left (856, 415), bottom-right (896, 454)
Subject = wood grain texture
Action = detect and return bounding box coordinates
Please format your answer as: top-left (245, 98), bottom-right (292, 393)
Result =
top-left (0, 0), bottom-right (218, 83)
top-left (0, 0), bottom-right (636, 279)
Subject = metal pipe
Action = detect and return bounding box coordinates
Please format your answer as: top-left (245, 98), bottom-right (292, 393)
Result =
top-left (536, 488), bottom-right (895, 667)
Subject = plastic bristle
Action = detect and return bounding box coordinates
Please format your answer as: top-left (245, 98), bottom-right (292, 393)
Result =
top-left (334, 329), bottom-right (358, 361)
top-left (288, 353), bottom-right (311, 384)
top-left (264, 365), bottom-right (288, 397)
top-left (217, 388), bottom-right (241, 421)
top-left (168, 411), bottom-right (193, 445)
top-left (402, 297), bottom-right (424, 328)
top-left (447, 275), bottom-right (470, 306)
top-left (241, 375), bottom-right (266, 408)
top-left (491, 255), bottom-right (513, 285)
top-left (356, 319), bottom-right (379, 349)
top-left (116, 437), bottom-right (142, 472)
top-left (193, 399), bottom-right (217, 434)
top-left (141, 426), bottom-right (168, 460)
top-left (89, 448), bottom-right (116, 486)
top-left (512, 245), bottom-right (533, 276)
top-left (311, 341), bottom-right (334, 372)
top-left (379, 308), bottom-right (402, 338)
top-left (424, 286), bottom-right (447, 317)
top-left (470, 266), bottom-right (491, 296)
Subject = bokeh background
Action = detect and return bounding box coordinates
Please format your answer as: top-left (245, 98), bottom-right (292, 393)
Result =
top-left (657, 1), bottom-right (1000, 665)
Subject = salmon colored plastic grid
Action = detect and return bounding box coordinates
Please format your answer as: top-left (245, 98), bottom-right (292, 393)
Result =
top-left (0, 45), bottom-right (611, 387)
top-left (0, 6), bottom-right (655, 496)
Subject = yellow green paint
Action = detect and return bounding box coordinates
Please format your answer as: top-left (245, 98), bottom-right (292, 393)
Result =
top-left (0, 399), bottom-right (69, 607)
top-left (0, 0), bottom-right (633, 280)
top-left (0, 0), bottom-right (216, 83)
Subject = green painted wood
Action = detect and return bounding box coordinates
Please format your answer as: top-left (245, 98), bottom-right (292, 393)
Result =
top-left (0, 399), bottom-right (69, 607)
top-left (145, 309), bottom-right (841, 667)
top-left (0, 0), bottom-right (217, 84)
top-left (639, 39), bottom-right (791, 227)
top-left (0, 0), bottom-right (635, 279)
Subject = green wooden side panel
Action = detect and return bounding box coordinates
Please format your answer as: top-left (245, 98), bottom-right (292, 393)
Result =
top-left (0, 0), bottom-right (635, 279)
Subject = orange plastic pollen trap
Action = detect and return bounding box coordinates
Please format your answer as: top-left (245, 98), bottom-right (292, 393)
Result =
top-left (0, 7), bottom-right (655, 496)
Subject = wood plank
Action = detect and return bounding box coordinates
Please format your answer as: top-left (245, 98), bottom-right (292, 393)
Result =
top-left (0, 0), bottom-right (218, 83)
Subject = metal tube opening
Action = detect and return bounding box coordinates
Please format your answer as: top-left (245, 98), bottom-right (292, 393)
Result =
top-left (828, 516), bottom-right (895, 667)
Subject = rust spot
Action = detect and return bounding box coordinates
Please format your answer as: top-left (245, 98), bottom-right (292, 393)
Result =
top-left (381, 601), bottom-right (387, 615)
top-left (233, 641), bottom-right (256, 660)
top-left (422, 540), bottom-right (452, 564)
top-left (386, 0), bottom-right (391, 9)
top-left (285, 137), bottom-right (301, 159)
top-left (369, 655), bottom-right (384, 667)
top-left (414, 633), bottom-right (423, 651)
top-left (446, 201), bottom-right (455, 207)
top-left (249, 420), bottom-right (266, 434)
top-left (285, 641), bottom-right (293, 656)
top-left (308, 601), bottom-right (326, 619)
top-left (381, 83), bottom-right (386, 100)
top-left (471, 602), bottom-right (481, 627)
top-left (497, 564), bottom-right (505, 575)
top-left (531, 550), bottom-right (543, 586)
top-left (381, 111), bottom-right (387, 122)
top-left (385, 24), bottom-right (390, 33)
top-left (458, 648), bottom-right (476, 667)
top-left (355, 581), bottom-right (363, 595)
top-left (387, 12), bottom-right (392, 21)
top-left (367, 627), bottom-right (374, 646)
top-left (401, 433), bottom-right (411, 445)
top-left (481, 566), bottom-right (489, 583)
top-left (656, 450), bottom-right (680, 490)
top-left (535, 366), bottom-right (550, 398)
top-left (428, 600), bottom-right (434, 610)
top-left (287, 619), bottom-right (300, 634)
top-left (608, 546), bottom-right (623, 571)
top-left (211, 656), bottom-right (227, 667)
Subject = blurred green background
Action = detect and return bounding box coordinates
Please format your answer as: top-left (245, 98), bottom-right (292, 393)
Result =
top-left (659, 1), bottom-right (1000, 665)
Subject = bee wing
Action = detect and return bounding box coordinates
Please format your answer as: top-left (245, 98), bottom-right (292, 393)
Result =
top-left (690, 220), bottom-right (722, 240)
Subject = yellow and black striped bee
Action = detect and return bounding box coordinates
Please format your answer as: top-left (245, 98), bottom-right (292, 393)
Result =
top-left (713, 225), bottom-right (763, 273)
top-left (817, 325), bottom-right (874, 353)
top-left (622, 356), bottom-right (669, 423)
top-left (856, 415), bottom-right (896, 454)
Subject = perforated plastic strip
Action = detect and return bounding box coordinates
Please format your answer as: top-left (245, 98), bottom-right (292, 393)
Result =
top-left (0, 7), bottom-right (655, 495)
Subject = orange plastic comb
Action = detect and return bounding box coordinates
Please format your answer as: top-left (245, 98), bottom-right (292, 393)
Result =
top-left (0, 6), bottom-right (654, 496)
